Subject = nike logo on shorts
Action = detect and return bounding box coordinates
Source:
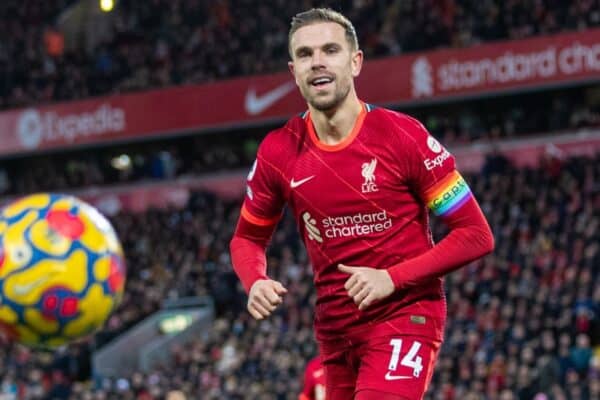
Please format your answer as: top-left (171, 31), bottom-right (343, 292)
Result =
top-left (384, 371), bottom-right (413, 381)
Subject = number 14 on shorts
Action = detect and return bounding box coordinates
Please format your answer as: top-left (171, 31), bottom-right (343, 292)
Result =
top-left (386, 339), bottom-right (424, 380)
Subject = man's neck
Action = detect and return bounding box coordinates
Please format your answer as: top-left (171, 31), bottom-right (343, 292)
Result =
top-left (310, 94), bottom-right (363, 146)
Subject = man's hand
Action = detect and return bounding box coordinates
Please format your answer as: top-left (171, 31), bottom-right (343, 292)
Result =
top-left (338, 264), bottom-right (395, 310)
top-left (247, 279), bottom-right (288, 320)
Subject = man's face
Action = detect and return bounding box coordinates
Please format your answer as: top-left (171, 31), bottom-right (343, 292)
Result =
top-left (288, 22), bottom-right (362, 112)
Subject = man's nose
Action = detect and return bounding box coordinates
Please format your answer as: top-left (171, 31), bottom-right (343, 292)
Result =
top-left (311, 51), bottom-right (325, 69)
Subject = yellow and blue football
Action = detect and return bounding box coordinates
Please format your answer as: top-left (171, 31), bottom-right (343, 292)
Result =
top-left (0, 193), bottom-right (126, 348)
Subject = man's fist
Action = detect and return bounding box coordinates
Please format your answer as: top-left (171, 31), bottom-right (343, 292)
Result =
top-left (247, 279), bottom-right (288, 319)
top-left (338, 264), bottom-right (395, 310)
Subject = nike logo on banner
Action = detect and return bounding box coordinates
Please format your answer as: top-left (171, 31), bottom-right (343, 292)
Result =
top-left (384, 372), bottom-right (413, 381)
top-left (245, 81), bottom-right (296, 115)
top-left (290, 176), bottom-right (315, 189)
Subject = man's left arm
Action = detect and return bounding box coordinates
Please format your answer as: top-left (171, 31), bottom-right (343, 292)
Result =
top-left (339, 115), bottom-right (494, 309)
top-left (386, 117), bottom-right (495, 287)
top-left (339, 171), bottom-right (493, 309)
top-left (387, 178), bottom-right (494, 289)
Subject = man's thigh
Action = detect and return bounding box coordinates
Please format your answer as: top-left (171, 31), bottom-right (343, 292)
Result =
top-left (323, 360), bottom-right (357, 400)
top-left (322, 332), bottom-right (441, 400)
top-left (320, 338), bottom-right (359, 400)
top-left (320, 315), bottom-right (444, 399)
top-left (356, 332), bottom-right (441, 399)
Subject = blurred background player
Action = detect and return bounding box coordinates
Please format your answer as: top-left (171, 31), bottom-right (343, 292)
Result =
top-left (230, 8), bottom-right (494, 400)
top-left (299, 355), bottom-right (326, 400)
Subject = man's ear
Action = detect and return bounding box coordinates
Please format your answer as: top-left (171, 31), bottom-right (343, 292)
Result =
top-left (288, 61), bottom-right (300, 86)
top-left (351, 50), bottom-right (363, 78)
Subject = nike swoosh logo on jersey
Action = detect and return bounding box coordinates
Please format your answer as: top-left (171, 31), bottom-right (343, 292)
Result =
top-left (384, 371), bottom-right (413, 381)
top-left (244, 81), bottom-right (296, 115)
top-left (290, 175), bottom-right (315, 188)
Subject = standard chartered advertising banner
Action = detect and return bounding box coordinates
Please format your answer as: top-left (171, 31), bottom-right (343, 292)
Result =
top-left (0, 28), bottom-right (599, 156)
top-left (408, 33), bottom-right (600, 98)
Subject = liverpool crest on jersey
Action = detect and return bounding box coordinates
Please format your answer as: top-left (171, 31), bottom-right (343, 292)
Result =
top-left (361, 158), bottom-right (378, 193)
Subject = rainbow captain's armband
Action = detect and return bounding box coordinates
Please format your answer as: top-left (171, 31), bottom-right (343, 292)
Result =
top-left (425, 170), bottom-right (473, 217)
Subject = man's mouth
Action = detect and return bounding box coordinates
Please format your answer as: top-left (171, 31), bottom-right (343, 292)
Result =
top-left (310, 76), bottom-right (334, 88)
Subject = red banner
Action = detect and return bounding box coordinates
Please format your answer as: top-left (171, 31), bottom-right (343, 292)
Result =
top-left (0, 29), bottom-right (599, 156)
top-left (88, 129), bottom-right (600, 215)
top-left (452, 129), bottom-right (600, 171)
top-left (78, 174), bottom-right (245, 215)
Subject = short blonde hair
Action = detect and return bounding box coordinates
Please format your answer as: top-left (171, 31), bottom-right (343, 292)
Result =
top-left (288, 8), bottom-right (359, 58)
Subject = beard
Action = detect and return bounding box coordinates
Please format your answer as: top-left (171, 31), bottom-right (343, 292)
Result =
top-left (302, 78), bottom-right (351, 112)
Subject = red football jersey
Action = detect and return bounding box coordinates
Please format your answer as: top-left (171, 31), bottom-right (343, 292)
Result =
top-left (299, 356), bottom-right (326, 400)
top-left (243, 103), bottom-right (464, 340)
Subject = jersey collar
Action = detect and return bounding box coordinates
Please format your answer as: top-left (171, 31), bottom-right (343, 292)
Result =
top-left (304, 101), bottom-right (367, 152)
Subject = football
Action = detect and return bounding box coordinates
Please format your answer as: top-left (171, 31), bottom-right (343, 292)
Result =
top-left (0, 193), bottom-right (126, 348)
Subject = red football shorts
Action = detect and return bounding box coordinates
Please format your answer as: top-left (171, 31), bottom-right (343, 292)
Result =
top-left (319, 314), bottom-right (444, 400)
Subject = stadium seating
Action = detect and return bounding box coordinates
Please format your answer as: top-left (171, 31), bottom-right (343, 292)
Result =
top-left (0, 1), bottom-right (598, 399)
top-left (1, 0), bottom-right (598, 110)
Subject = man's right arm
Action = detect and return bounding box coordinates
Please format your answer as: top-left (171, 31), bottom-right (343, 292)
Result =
top-left (230, 136), bottom-right (289, 318)
top-left (230, 203), bottom-right (287, 319)
top-left (229, 205), bottom-right (275, 292)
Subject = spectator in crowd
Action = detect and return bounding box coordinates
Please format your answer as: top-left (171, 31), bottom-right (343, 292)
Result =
top-left (1, 0), bottom-right (599, 110)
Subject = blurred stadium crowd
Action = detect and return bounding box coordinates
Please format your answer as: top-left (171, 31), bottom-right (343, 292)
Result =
top-left (1, 0), bottom-right (599, 110)
top-left (1, 152), bottom-right (598, 400)
top-left (0, 0), bottom-right (599, 399)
